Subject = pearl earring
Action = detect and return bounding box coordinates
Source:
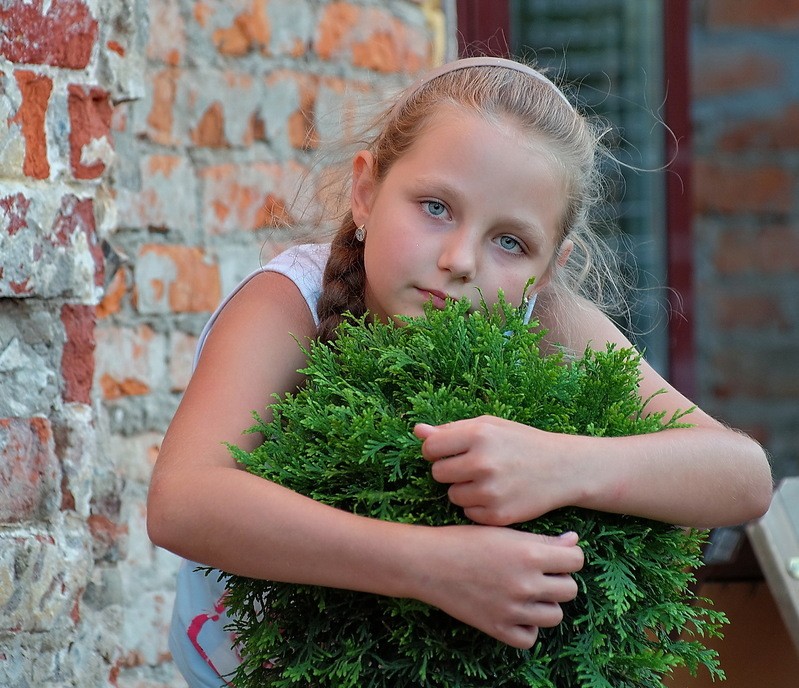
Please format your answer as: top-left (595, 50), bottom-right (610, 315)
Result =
top-left (355, 225), bottom-right (366, 242)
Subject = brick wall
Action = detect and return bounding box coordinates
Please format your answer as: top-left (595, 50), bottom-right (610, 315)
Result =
top-left (691, 0), bottom-right (799, 481)
top-left (1, 1), bottom-right (437, 685)
top-left (5, 0), bottom-right (795, 684)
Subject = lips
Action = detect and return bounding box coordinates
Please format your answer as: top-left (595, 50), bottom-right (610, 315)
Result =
top-left (417, 288), bottom-right (450, 309)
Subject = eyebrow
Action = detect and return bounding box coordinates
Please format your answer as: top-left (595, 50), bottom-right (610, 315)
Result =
top-left (412, 176), bottom-right (550, 244)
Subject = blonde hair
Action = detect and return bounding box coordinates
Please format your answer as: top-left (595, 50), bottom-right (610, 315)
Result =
top-left (315, 59), bottom-right (623, 341)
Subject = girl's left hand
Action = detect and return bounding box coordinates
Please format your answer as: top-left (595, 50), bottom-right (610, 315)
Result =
top-left (414, 417), bottom-right (580, 526)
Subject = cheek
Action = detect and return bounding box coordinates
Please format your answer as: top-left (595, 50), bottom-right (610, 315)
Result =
top-left (525, 253), bottom-right (560, 292)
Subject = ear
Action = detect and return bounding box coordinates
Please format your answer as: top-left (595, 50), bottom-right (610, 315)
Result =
top-left (531, 238), bottom-right (574, 293)
top-left (556, 238), bottom-right (574, 268)
top-left (351, 150), bottom-right (377, 228)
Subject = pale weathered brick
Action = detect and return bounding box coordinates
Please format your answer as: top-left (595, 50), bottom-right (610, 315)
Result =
top-left (94, 323), bottom-right (167, 399)
top-left (0, 192), bottom-right (104, 301)
top-left (133, 244), bottom-right (221, 314)
top-left (0, 526), bottom-right (92, 633)
top-left (115, 154), bottom-right (199, 234)
top-left (198, 160), bottom-right (309, 235)
top-left (0, 418), bottom-right (59, 523)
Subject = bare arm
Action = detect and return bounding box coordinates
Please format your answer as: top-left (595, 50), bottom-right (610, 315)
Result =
top-left (146, 271), bottom-right (583, 648)
top-left (417, 292), bottom-right (773, 529)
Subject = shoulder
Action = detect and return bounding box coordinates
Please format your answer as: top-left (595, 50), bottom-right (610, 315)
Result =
top-left (204, 266), bottom-right (318, 357)
top-left (183, 268), bottom-right (318, 451)
top-left (535, 287), bottom-right (706, 421)
top-left (261, 243), bottom-right (330, 326)
top-left (194, 243), bottom-right (329, 368)
top-left (534, 288), bottom-right (629, 355)
top-left (265, 242), bottom-right (331, 276)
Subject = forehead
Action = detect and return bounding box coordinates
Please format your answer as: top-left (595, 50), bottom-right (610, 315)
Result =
top-left (408, 104), bottom-right (564, 177)
top-left (388, 106), bottom-right (568, 244)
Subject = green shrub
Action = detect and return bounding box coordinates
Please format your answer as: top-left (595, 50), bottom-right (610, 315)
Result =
top-left (218, 295), bottom-right (726, 687)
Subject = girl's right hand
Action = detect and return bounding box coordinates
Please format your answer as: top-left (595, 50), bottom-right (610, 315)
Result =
top-left (415, 526), bottom-right (583, 648)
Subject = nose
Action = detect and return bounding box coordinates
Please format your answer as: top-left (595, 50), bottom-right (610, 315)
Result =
top-left (437, 228), bottom-right (477, 281)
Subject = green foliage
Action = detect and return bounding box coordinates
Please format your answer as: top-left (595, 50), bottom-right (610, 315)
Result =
top-left (218, 295), bottom-right (727, 687)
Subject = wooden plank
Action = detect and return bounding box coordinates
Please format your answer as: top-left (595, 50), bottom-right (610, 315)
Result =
top-left (747, 477), bottom-right (799, 652)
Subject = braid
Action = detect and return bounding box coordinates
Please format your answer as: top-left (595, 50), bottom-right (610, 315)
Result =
top-left (316, 216), bottom-right (367, 341)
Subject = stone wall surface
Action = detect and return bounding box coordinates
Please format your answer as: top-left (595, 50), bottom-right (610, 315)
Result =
top-left (1, 1), bottom-right (437, 685)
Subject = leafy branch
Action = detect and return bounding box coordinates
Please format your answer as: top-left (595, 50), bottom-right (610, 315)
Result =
top-left (217, 294), bottom-right (726, 687)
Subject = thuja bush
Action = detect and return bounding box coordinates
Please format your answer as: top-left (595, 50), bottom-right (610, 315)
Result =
top-left (219, 295), bottom-right (726, 688)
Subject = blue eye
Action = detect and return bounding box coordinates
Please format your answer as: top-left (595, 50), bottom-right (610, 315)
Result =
top-left (424, 201), bottom-right (447, 217)
top-left (498, 235), bottom-right (523, 253)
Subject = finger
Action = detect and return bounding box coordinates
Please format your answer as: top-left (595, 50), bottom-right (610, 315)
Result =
top-left (524, 601), bottom-right (564, 629)
top-left (430, 455), bottom-right (481, 485)
top-left (528, 531), bottom-right (583, 551)
top-left (499, 624), bottom-right (540, 650)
top-left (446, 481), bottom-right (483, 508)
top-left (539, 573), bottom-right (579, 603)
top-left (556, 531), bottom-right (580, 546)
top-left (462, 504), bottom-right (517, 527)
top-left (413, 423), bottom-right (436, 440)
top-left (523, 535), bottom-right (584, 573)
top-left (418, 429), bottom-right (472, 463)
top-left (546, 546), bottom-right (584, 574)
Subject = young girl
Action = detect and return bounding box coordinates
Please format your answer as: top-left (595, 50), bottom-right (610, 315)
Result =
top-left (147, 57), bottom-right (773, 687)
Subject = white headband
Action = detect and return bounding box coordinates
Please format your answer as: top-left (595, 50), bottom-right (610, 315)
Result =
top-left (391, 56), bottom-right (574, 117)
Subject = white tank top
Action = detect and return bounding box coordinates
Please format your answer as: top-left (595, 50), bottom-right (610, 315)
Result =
top-left (168, 243), bottom-right (330, 687)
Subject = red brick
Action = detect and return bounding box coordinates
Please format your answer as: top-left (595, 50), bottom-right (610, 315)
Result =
top-left (61, 304), bottom-right (96, 404)
top-left (0, 0), bottom-right (98, 70)
top-left (712, 348), bottom-right (799, 399)
top-left (106, 40), bottom-right (125, 57)
top-left (100, 374), bottom-right (150, 399)
top-left (246, 112), bottom-right (267, 145)
top-left (87, 514), bottom-right (128, 554)
top-left (194, 1), bottom-right (212, 27)
top-left (693, 160), bottom-right (793, 215)
top-left (212, 0), bottom-right (271, 56)
top-left (95, 323), bottom-right (162, 399)
top-left (718, 104), bottom-right (799, 151)
top-left (692, 50), bottom-right (782, 98)
top-left (10, 70), bottom-right (52, 180)
top-left (146, 69), bottom-right (179, 145)
top-left (316, 3), bottom-right (358, 61)
top-left (97, 268), bottom-right (128, 319)
top-left (191, 101), bottom-right (229, 147)
top-left (714, 225), bottom-right (799, 275)
top-left (287, 75), bottom-right (319, 150)
top-left (706, 0), bottom-right (799, 29)
top-left (315, 2), bottom-right (429, 73)
top-left (68, 85), bottom-right (113, 180)
top-left (87, 492), bottom-right (128, 561)
top-left (712, 292), bottom-right (790, 331)
top-left (0, 418), bottom-right (57, 522)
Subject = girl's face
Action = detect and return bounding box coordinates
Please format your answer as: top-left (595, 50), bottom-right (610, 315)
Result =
top-left (351, 107), bottom-right (570, 323)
